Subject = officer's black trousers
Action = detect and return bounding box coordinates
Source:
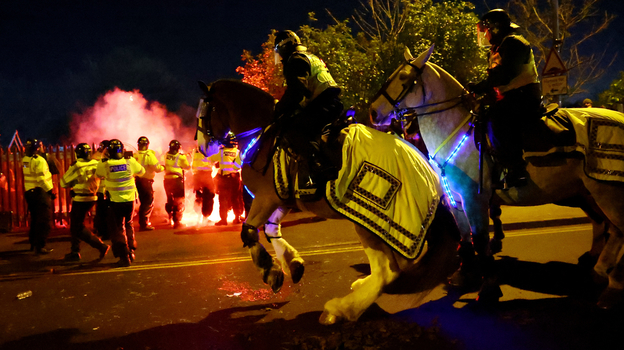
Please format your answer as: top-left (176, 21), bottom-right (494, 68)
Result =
top-left (94, 192), bottom-right (110, 239)
top-left (135, 177), bottom-right (155, 228)
top-left (216, 173), bottom-right (244, 221)
top-left (70, 200), bottom-right (105, 253)
top-left (487, 83), bottom-right (542, 168)
top-left (108, 201), bottom-right (136, 258)
top-left (164, 177), bottom-right (185, 224)
top-left (24, 187), bottom-right (52, 249)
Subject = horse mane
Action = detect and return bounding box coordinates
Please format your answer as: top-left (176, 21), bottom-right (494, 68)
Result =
top-left (425, 62), bottom-right (465, 90)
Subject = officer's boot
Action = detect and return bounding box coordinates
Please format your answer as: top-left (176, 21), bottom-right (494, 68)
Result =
top-left (503, 162), bottom-right (528, 189)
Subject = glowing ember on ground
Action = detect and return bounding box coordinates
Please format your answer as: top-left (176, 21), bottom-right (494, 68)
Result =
top-left (218, 280), bottom-right (275, 302)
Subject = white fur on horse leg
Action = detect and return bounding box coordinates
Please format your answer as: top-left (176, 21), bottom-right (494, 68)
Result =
top-left (449, 202), bottom-right (472, 242)
top-left (351, 275), bottom-right (372, 291)
top-left (595, 229), bottom-right (624, 278)
top-left (320, 247), bottom-right (399, 324)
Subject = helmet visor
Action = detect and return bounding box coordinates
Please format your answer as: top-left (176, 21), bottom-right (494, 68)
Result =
top-left (476, 23), bottom-right (491, 47)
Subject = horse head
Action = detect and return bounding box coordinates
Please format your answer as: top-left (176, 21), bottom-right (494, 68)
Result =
top-left (369, 45), bottom-right (434, 127)
top-left (195, 80), bottom-right (275, 155)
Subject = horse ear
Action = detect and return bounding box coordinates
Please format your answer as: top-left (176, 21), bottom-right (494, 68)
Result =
top-left (404, 47), bottom-right (413, 61)
top-left (413, 44), bottom-right (435, 68)
top-left (198, 80), bottom-right (210, 96)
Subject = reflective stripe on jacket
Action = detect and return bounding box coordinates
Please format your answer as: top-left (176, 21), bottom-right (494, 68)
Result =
top-left (192, 149), bottom-right (216, 173)
top-left (60, 158), bottom-right (99, 202)
top-left (95, 157), bottom-right (145, 202)
top-left (22, 155), bottom-right (53, 192)
top-left (134, 150), bottom-right (164, 180)
top-left (209, 147), bottom-right (241, 175)
top-left (163, 152), bottom-right (191, 179)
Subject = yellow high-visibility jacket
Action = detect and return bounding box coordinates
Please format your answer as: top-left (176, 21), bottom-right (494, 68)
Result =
top-left (209, 147), bottom-right (241, 176)
top-left (22, 155), bottom-right (53, 192)
top-left (95, 157), bottom-right (145, 202)
top-left (192, 149), bottom-right (217, 174)
top-left (134, 150), bottom-right (164, 180)
top-left (163, 151), bottom-right (190, 179)
top-left (60, 158), bottom-right (99, 202)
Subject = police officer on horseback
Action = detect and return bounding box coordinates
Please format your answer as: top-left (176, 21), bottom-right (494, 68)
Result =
top-left (468, 9), bottom-right (541, 189)
top-left (273, 30), bottom-right (343, 199)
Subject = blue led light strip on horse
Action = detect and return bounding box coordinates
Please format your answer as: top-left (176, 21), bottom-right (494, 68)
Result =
top-left (428, 126), bottom-right (473, 208)
top-left (238, 127), bottom-right (263, 199)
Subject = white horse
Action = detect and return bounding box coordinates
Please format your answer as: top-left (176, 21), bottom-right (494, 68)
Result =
top-left (195, 79), bottom-right (461, 324)
top-left (370, 46), bottom-right (624, 308)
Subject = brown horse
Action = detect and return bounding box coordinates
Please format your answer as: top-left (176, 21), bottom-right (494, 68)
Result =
top-left (196, 79), bottom-right (461, 324)
top-left (369, 46), bottom-right (624, 308)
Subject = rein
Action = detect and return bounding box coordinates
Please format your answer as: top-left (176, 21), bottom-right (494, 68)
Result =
top-left (381, 61), bottom-right (475, 207)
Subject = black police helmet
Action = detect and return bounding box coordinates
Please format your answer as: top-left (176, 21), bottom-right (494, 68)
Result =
top-left (107, 139), bottom-right (124, 159)
top-left (24, 138), bottom-right (41, 157)
top-left (480, 9), bottom-right (519, 34)
top-left (274, 30), bottom-right (303, 59)
top-left (137, 136), bottom-right (150, 151)
top-left (75, 143), bottom-right (92, 160)
top-left (98, 140), bottom-right (110, 153)
top-left (169, 140), bottom-right (181, 153)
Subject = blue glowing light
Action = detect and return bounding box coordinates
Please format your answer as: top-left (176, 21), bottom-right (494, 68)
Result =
top-left (244, 185), bottom-right (255, 199)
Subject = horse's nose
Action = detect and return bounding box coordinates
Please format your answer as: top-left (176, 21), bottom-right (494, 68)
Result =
top-left (369, 109), bottom-right (378, 125)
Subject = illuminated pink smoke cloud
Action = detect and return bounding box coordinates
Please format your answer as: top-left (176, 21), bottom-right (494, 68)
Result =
top-left (70, 88), bottom-right (195, 154)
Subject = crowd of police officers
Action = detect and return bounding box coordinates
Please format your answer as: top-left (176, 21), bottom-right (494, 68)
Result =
top-left (21, 135), bottom-right (244, 267)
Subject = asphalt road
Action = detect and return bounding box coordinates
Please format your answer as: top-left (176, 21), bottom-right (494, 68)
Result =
top-left (0, 206), bottom-right (621, 350)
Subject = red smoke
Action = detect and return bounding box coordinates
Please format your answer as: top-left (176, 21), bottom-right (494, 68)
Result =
top-left (69, 88), bottom-right (227, 226)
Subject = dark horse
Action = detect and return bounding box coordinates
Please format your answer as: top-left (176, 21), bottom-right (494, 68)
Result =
top-left (196, 79), bottom-right (460, 324)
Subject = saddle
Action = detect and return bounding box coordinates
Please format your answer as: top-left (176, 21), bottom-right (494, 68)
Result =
top-left (522, 103), bottom-right (577, 153)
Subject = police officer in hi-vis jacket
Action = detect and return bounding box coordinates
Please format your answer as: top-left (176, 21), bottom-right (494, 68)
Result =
top-left (210, 133), bottom-right (244, 226)
top-left (163, 140), bottom-right (190, 229)
top-left (134, 136), bottom-right (164, 231)
top-left (22, 138), bottom-right (54, 255)
top-left (60, 143), bottom-right (110, 262)
top-left (96, 139), bottom-right (145, 267)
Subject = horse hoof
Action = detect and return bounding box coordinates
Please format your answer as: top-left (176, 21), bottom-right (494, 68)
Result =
top-left (264, 263), bottom-right (285, 293)
top-left (319, 310), bottom-right (338, 325)
top-left (489, 238), bottom-right (503, 255)
top-left (289, 259), bottom-right (305, 284)
top-left (448, 269), bottom-right (482, 290)
top-left (597, 287), bottom-right (624, 310)
top-left (477, 279), bottom-right (503, 304)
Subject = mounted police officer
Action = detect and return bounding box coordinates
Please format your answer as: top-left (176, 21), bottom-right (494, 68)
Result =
top-left (60, 143), bottom-right (110, 262)
top-left (134, 136), bottom-right (164, 231)
top-left (163, 140), bottom-right (190, 228)
top-left (96, 139), bottom-right (145, 267)
top-left (22, 138), bottom-right (54, 255)
top-left (273, 30), bottom-right (343, 199)
top-left (468, 9), bottom-right (541, 189)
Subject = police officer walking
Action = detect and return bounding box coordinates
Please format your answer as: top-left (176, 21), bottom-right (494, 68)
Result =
top-left (134, 136), bottom-right (164, 231)
top-left (273, 29), bottom-right (344, 199)
top-left (95, 139), bottom-right (145, 267)
top-left (22, 138), bottom-right (54, 255)
top-left (192, 146), bottom-right (216, 224)
top-left (210, 133), bottom-right (244, 226)
top-left (163, 140), bottom-right (190, 229)
top-left (469, 9), bottom-right (541, 189)
top-left (60, 143), bottom-right (110, 262)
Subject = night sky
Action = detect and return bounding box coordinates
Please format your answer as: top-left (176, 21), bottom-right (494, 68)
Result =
top-left (1, 0), bottom-right (622, 145)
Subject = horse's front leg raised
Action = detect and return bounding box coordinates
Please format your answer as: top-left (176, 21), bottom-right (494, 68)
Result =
top-left (319, 224), bottom-right (400, 324)
top-left (243, 200), bottom-right (284, 293)
top-left (264, 207), bottom-right (305, 283)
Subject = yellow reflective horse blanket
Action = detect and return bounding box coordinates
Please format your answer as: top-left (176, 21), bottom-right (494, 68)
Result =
top-left (273, 124), bottom-right (442, 259)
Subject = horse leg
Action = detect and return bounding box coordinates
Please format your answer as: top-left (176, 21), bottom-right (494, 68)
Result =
top-left (582, 182), bottom-right (624, 308)
top-left (243, 199), bottom-right (285, 293)
top-left (319, 224), bottom-right (400, 325)
top-left (489, 202), bottom-right (504, 255)
top-left (264, 207), bottom-right (305, 283)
